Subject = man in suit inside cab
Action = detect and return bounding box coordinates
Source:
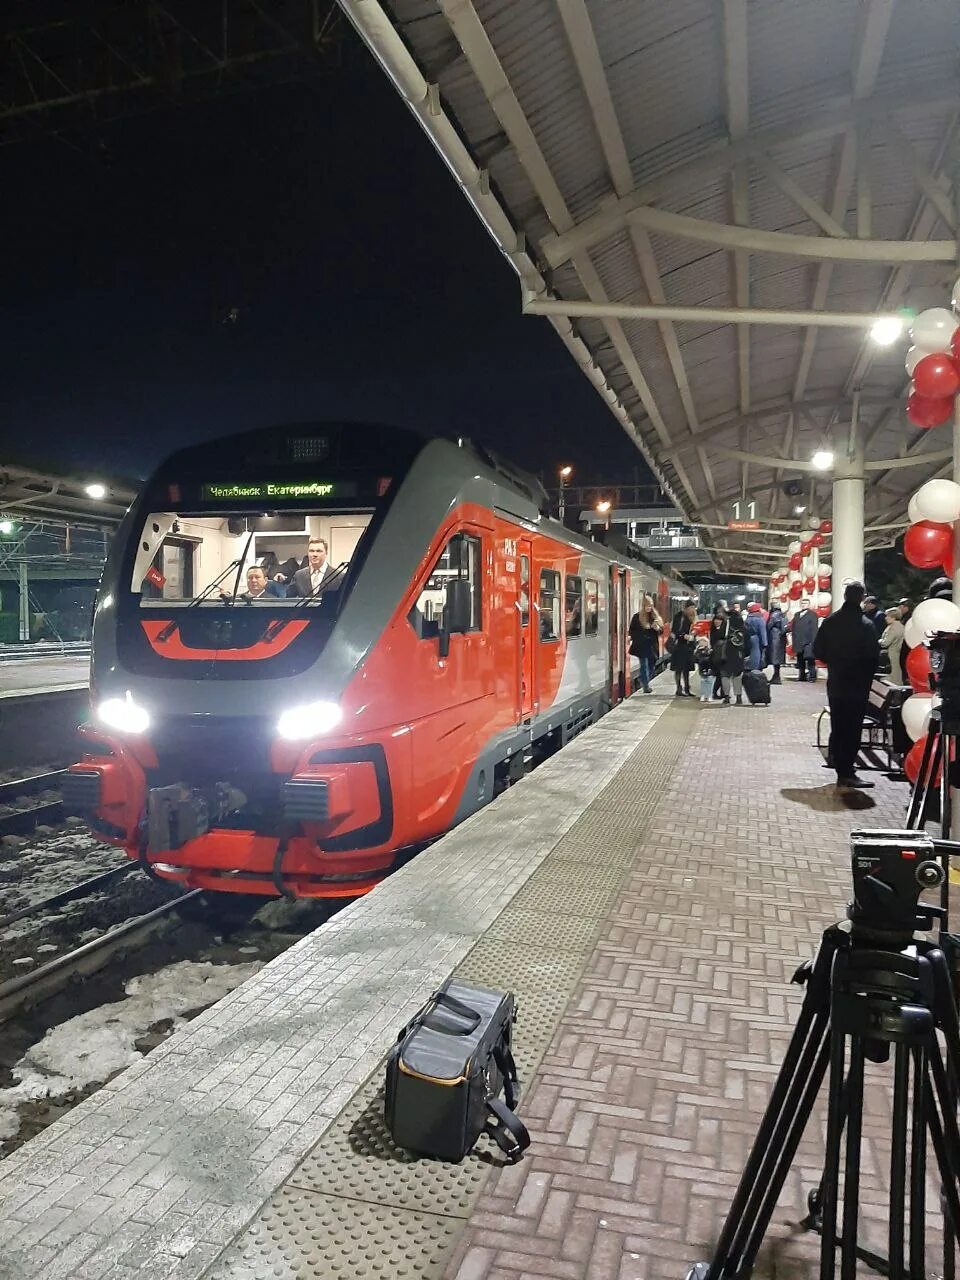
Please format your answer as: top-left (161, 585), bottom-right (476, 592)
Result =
top-left (293, 537), bottom-right (335, 597)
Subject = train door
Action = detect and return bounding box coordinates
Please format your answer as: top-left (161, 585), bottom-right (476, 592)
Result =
top-left (609, 565), bottom-right (627, 704)
top-left (517, 539), bottom-right (535, 720)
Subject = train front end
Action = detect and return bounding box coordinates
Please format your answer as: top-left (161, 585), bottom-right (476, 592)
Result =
top-left (67, 424), bottom-right (424, 899)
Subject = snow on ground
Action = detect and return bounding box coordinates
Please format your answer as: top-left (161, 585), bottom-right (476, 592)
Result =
top-left (0, 958), bottom-right (261, 1146)
top-left (1, 827), bottom-right (121, 917)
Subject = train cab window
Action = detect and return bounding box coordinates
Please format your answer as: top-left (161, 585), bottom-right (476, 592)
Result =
top-left (584, 579), bottom-right (599, 635)
top-left (538, 569), bottom-right (561, 641)
top-left (565, 575), bottom-right (583, 638)
top-left (410, 532), bottom-right (482, 639)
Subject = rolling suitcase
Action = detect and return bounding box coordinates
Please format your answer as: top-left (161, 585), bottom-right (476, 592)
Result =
top-left (742, 669), bottom-right (771, 706)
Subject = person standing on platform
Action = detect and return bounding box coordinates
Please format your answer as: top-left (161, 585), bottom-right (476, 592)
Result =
top-left (744, 602), bottom-right (768, 672)
top-left (669, 600), bottom-right (697, 698)
top-left (766, 603), bottom-right (787, 684)
top-left (862, 595), bottom-right (886, 638)
top-left (813, 580), bottom-right (880, 790)
top-left (791, 598), bottom-right (819, 682)
top-left (628, 595), bottom-right (662, 695)
top-left (879, 607), bottom-right (905, 683)
top-left (709, 602), bottom-right (726, 699)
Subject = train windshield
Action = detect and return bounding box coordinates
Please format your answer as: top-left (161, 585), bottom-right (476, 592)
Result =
top-left (130, 509), bottom-right (375, 607)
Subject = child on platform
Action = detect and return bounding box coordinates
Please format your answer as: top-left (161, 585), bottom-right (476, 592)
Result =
top-left (695, 635), bottom-right (714, 703)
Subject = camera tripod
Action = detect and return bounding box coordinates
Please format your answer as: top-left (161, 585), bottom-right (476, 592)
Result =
top-left (686, 848), bottom-right (960, 1280)
top-left (905, 704), bottom-right (957, 836)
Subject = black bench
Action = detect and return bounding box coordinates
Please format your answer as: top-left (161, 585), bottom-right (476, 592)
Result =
top-left (816, 677), bottom-right (912, 773)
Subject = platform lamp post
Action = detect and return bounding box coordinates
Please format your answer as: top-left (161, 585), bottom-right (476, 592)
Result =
top-left (596, 499), bottom-right (611, 535)
top-left (558, 465), bottom-right (572, 523)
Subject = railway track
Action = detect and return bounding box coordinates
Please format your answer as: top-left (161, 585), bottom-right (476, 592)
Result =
top-left (0, 769), bottom-right (68, 838)
top-left (0, 890), bottom-right (202, 1023)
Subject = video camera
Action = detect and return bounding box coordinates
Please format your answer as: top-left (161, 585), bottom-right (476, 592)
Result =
top-left (848, 829), bottom-right (945, 937)
top-left (929, 630), bottom-right (960, 733)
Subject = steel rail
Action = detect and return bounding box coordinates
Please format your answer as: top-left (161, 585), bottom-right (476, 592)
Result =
top-left (0, 890), bottom-right (202, 1023)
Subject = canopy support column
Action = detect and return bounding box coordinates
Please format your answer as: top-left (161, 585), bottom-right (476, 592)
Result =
top-left (831, 447), bottom-right (865, 603)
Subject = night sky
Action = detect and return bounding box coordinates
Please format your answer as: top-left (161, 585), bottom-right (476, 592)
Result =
top-left (0, 33), bottom-right (648, 490)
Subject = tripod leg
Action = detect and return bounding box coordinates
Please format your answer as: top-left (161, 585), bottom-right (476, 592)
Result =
top-left (907, 730), bottom-right (941, 829)
top-left (889, 1043), bottom-right (909, 1280)
top-left (739, 1024), bottom-right (833, 1268)
top-left (926, 1042), bottom-right (960, 1274)
top-left (820, 1027), bottom-right (847, 1280)
top-left (839, 1038), bottom-right (865, 1280)
top-left (706, 1007), bottom-right (830, 1279)
top-left (910, 1046), bottom-right (927, 1280)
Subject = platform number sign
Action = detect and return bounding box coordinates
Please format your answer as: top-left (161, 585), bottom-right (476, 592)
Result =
top-left (728, 499), bottom-right (759, 531)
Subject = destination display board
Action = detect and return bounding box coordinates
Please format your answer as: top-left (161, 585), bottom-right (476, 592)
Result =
top-left (199, 480), bottom-right (358, 502)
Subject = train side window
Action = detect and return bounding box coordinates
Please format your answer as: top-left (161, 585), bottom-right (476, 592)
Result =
top-left (519, 555), bottom-right (530, 627)
top-left (565, 575), bottom-right (583, 637)
top-left (410, 532), bottom-right (482, 639)
top-left (584, 579), bottom-right (599, 635)
top-left (538, 569), bottom-right (561, 641)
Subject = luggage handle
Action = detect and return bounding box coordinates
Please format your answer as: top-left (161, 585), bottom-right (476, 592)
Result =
top-left (420, 990), bottom-right (483, 1036)
top-left (485, 1097), bottom-right (530, 1161)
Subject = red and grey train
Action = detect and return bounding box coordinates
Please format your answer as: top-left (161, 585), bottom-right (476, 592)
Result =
top-left (66, 423), bottom-right (687, 900)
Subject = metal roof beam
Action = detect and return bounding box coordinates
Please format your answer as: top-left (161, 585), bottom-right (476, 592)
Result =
top-left (539, 84), bottom-right (955, 268)
top-left (757, 156), bottom-right (850, 237)
top-left (523, 295), bottom-right (906, 327)
top-left (791, 0), bottom-right (895, 404)
top-left (617, 205), bottom-right (952, 264)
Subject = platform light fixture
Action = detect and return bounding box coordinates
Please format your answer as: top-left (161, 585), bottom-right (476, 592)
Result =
top-left (811, 449), bottom-right (835, 471)
top-left (794, 505), bottom-right (806, 515)
top-left (559, 465), bottom-right (572, 479)
top-left (869, 316), bottom-right (904, 347)
top-left (0, 519), bottom-right (13, 535)
top-left (596, 499), bottom-right (611, 513)
top-left (85, 482), bottom-right (107, 500)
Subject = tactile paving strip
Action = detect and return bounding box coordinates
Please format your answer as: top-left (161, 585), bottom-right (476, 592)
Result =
top-left (220, 1186), bottom-right (461, 1279)
top-left (209, 710), bottom-right (693, 1279)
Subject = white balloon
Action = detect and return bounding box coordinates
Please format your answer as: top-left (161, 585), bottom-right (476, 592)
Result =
top-left (818, 590), bottom-right (832, 606)
top-left (905, 345), bottom-right (925, 376)
top-left (788, 540), bottom-right (802, 555)
top-left (820, 563), bottom-right (832, 578)
top-left (908, 492), bottom-right (924, 525)
top-left (912, 597), bottom-right (960, 641)
top-left (904, 616), bottom-right (923, 647)
top-left (789, 570), bottom-right (801, 583)
top-left (902, 694), bottom-right (938, 743)
top-left (911, 307), bottom-right (958, 352)
top-left (914, 478), bottom-right (960, 524)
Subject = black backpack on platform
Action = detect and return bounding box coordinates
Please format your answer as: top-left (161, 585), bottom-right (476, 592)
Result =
top-left (743, 668), bottom-right (771, 705)
top-left (384, 980), bottom-right (530, 1162)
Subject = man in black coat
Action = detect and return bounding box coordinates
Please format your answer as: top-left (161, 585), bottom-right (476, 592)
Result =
top-left (813, 580), bottom-right (880, 789)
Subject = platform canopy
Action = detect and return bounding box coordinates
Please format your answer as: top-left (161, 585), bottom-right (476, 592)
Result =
top-left (340, 0), bottom-right (959, 575)
top-left (0, 462), bottom-right (136, 528)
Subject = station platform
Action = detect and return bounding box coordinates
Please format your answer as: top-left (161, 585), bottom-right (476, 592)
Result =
top-left (0, 655), bottom-right (88, 699)
top-left (0, 675), bottom-right (921, 1279)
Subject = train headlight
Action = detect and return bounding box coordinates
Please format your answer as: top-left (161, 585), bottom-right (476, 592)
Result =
top-left (97, 692), bottom-right (150, 735)
top-left (277, 700), bottom-right (342, 741)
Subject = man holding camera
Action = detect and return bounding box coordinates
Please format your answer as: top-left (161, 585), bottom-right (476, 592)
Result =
top-left (813, 580), bottom-right (880, 789)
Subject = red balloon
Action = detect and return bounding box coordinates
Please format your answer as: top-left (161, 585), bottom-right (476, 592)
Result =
top-left (913, 352), bottom-right (960, 400)
top-left (944, 545), bottom-right (955, 577)
top-left (804, 576), bottom-right (815, 591)
top-left (789, 582), bottom-right (802, 600)
top-left (907, 390), bottom-right (954, 429)
top-left (904, 520), bottom-right (953, 569)
top-left (819, 520), bottom-right (832, 534)
top-left (818, 576), bottom-right (830, 590)
top-left (811, 532), bottom-right (824, 548)
top-left (904, 736), bottom-right (934, 785)
top-left (800, 540), bottom-right (813, 556)
top-left (788, 553), bottom-right (802, 571)
top-left (952, 328), bottom-right (960, 363)
top-left (906, 645), bottom-right (932, 694)
top-left (817, 605), bottom-right (830, 618)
